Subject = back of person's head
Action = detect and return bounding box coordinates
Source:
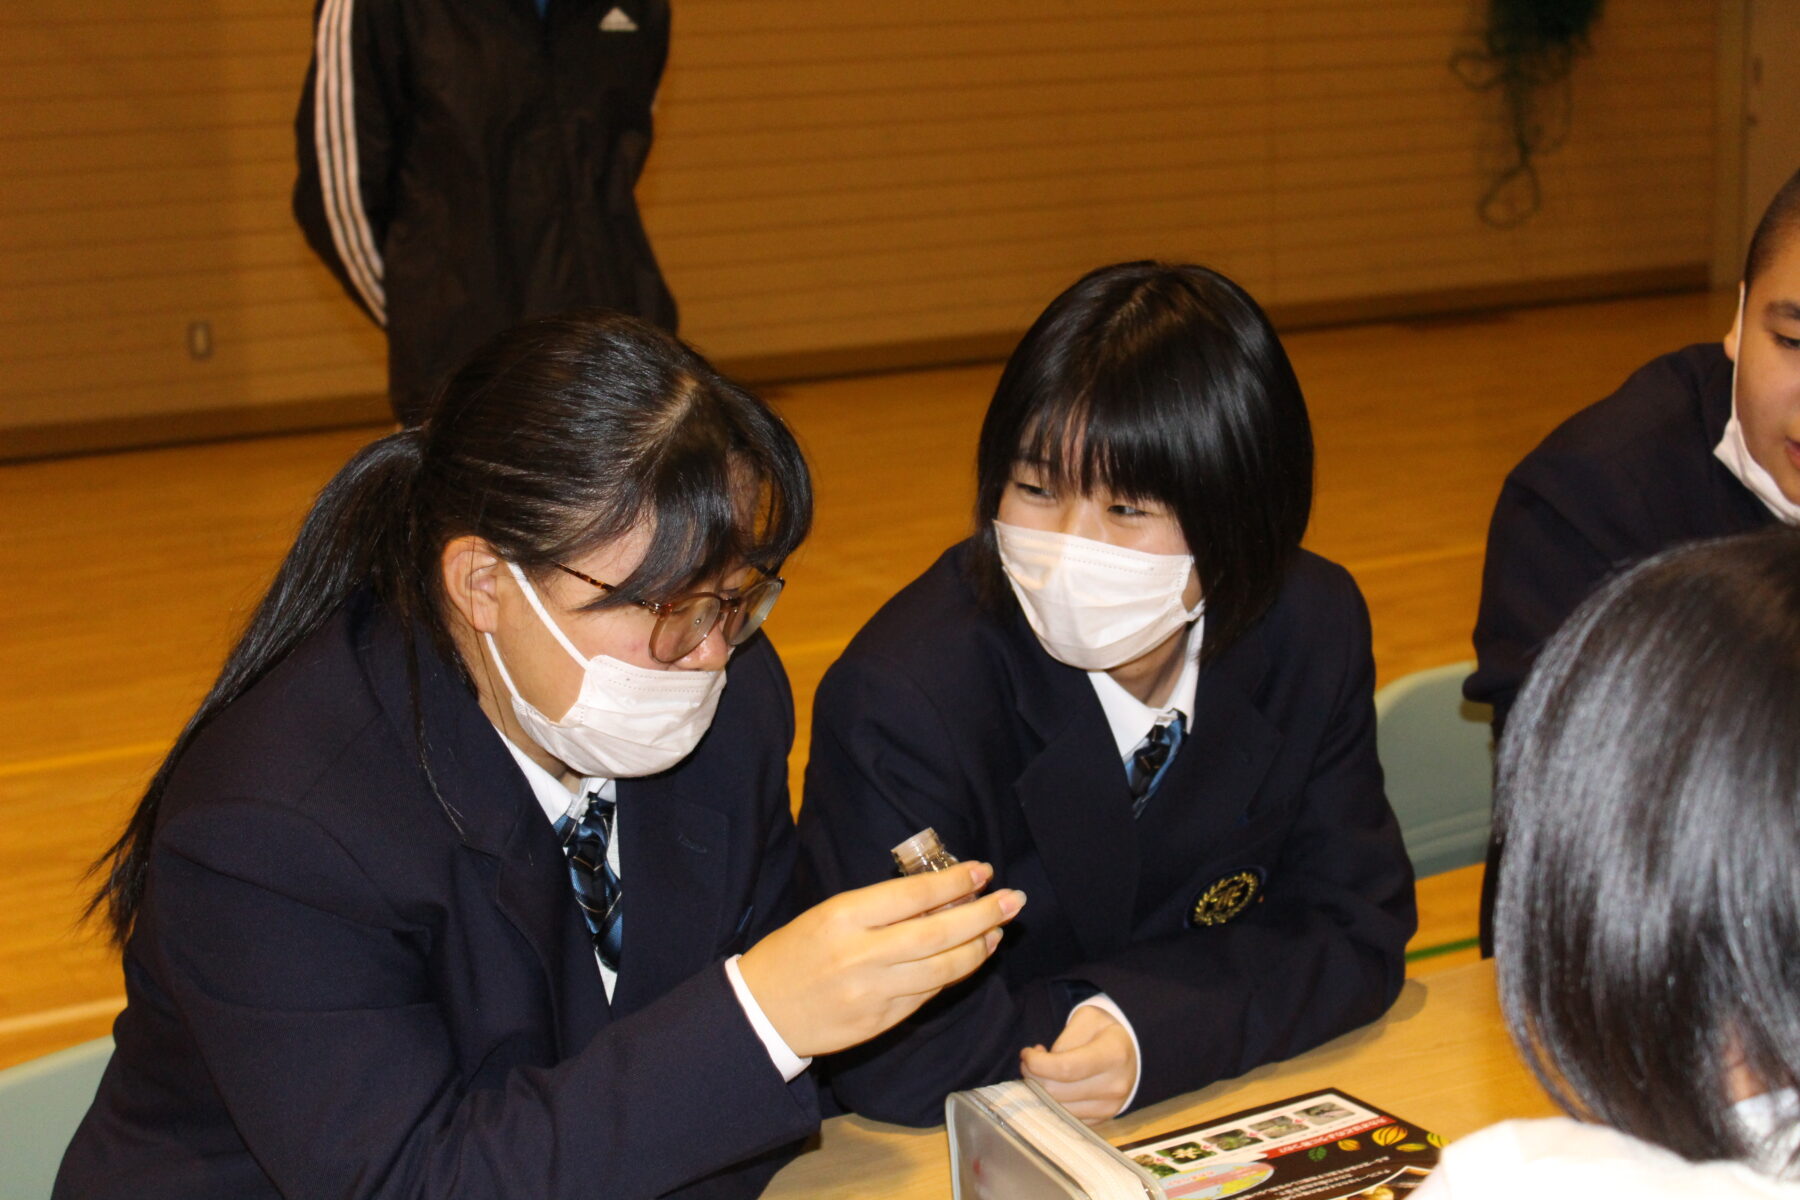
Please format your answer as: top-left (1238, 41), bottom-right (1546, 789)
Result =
top-left (92, 310), bottom-right (811, 942)
top-left (971, 260), bottom-right (1313, 662)
top-left (1495, 527), bottom-right (1800, 1169)
top-left (1745, 167), bottom-right (1800, 290)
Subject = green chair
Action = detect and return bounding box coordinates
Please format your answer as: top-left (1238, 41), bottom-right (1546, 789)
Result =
top-left (0, 1035), bottom-right (112, 1200)
top-left (1374, 660), bottom-right (1494, 879)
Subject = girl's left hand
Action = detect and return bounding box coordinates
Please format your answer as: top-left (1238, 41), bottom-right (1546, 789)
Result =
top-left (1019, 1005), bottom-right (1139, 1124)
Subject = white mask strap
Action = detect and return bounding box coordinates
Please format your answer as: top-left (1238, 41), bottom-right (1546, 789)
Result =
top-left (1733, 281), bottom-right (1745, 411)
top-left (505, 561), bottom-right (591, 668)
top-left (482, 631), bottom-right (528, 702)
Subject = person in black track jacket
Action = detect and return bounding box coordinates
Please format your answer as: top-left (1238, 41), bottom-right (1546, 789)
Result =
top-left (293, 0), bottom-right (678, 425)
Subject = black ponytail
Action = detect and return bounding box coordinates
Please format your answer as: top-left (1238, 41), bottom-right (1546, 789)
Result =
top-left (87, 430), bottom-right (426, 942)
top-left (90, 311), bottom-right (811, 944)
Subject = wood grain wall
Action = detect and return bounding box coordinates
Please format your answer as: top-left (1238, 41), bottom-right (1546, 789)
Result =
top-left (0, 0), bottom-right (1718, 447)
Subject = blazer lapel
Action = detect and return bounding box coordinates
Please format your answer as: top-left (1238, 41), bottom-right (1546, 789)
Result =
top-left (607, 771), bottom-right (730, 1016)
top-left (1009, 626), bottom-right (1141, 961)
top-left (1133, 626), bottom-right (1281, 900)
top-left (359, 606), bottom-right (607, 1053)
top-left (490, 789), bottom-right (614, 1051)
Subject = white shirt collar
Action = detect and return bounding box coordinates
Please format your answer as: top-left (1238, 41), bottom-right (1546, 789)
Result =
top-left (1086, 617), bottom-right (1204, 759)
top-left (497, 733), bottom-right (612, 825)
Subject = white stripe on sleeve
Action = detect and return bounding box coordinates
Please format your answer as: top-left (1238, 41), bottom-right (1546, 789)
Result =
top-left (313, 0), bottom-right (387, 324)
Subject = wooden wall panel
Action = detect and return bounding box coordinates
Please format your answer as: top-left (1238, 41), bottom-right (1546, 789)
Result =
top-left (0, 1), bottom-right (1718, 446)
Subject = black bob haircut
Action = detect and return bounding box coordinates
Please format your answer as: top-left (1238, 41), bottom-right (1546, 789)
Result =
top-left (91, 310), bottom-right (812, 943)
top-left (1745, 166), bottom-right (1800, 290)
top-left (970, 261), bottom-right (1313, 664)
top-left (1495, 527), bottom-right (1800, 1171)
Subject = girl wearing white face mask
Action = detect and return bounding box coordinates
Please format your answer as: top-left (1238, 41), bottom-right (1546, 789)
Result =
top-left (799, 262), bottom-right (1416, 1130)
top-left (61, 313), bottom-right (1021, 1200)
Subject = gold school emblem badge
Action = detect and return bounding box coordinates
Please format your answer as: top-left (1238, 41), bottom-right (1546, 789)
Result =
top-left (1189, 869), bottom-right (1263, 927)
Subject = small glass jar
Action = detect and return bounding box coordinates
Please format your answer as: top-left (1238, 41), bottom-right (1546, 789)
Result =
top-left (891, 827), bottom-right (960, 876)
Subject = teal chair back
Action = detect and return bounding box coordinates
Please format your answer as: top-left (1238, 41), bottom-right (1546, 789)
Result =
top-left (1374, 661), bottom-right (1494, 878)
top-left (0, 1036), bottom-right (112, 1200)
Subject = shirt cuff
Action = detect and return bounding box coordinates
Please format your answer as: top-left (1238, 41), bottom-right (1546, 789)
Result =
top-left (724, 954), bottom-right (812, 1084)
top-left (1070, 992), bottom-right (1142, 1114)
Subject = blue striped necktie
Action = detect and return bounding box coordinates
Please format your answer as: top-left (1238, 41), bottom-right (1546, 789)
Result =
top-left (1127, 714), bottom-right (1186, 818)
top-left (555, 790), bottom-right (622, 971)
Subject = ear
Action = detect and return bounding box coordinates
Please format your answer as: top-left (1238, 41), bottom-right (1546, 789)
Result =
top-left (441, 536), bottom-right (505, 635)
top-left (1724, 281), bottom-right (1746, 363)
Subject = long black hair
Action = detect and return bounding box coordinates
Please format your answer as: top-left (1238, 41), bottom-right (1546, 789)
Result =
top-left (1495, 528), bottom-right (1800, 1169)
top-left (970, 261), bottom-right (1313, 663)
top-left (91, 310), bottom-right (812, 944)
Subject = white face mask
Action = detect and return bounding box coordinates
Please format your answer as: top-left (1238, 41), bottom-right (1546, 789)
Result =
top-left (994, 521), bottom-right (1203, 671)
top-left (1715, 285), bottom-right (1800, 525)
top-left (1733, 1087), bottom-right (1800, 1178)
top-left (483, 562), bottom-right (726, 779)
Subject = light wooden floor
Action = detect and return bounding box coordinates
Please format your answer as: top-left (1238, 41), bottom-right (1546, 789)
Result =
top-left (0, 287), bottom-right (1737, 1070)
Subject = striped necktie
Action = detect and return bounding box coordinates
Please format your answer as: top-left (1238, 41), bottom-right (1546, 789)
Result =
top-left (1127, 714), bottom-right (1186, 818)
top-left (555, 789), bottom-right (622, 971)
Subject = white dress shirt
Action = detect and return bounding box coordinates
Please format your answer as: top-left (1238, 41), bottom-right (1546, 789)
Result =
top-left (1415, 1116), bottom-right (1800, 1200)
top-left (498, 734), bottom-right (810, 1083)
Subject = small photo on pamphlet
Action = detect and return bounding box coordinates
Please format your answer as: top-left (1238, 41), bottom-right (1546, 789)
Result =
top-left (1248, 1115), bottom-right (1308, 1139)
top-left (1132, 1153), bottom-right (1180, 1178)
top-left (1202, 1129), bottom-right (1261, 1152)
top-left (1297, 1100), bottom-right (1355, 1122)
top-left (1162, 1141), bottom-right (1215, 1163)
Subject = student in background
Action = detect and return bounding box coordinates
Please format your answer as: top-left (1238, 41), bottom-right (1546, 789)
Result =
top-left (1466, 166), bottom-right (1800, 735)
top-left (798, 261), bottom-right (1416, 1128)
top-left (1420, 529), bottom-right (1800, 1199)
top-left (1465, 165), bottom-right (1800, 947)
top-left (293, 0), bottom-right (678, 425)
top-left (55, 312), bottom-right (1019, 1200)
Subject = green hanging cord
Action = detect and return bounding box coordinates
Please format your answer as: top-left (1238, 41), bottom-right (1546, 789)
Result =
top-left (1451, 0), bottom-right (1605, 228)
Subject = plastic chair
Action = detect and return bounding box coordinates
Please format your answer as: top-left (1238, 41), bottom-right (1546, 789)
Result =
top-left (1374, 661), bottom-right (1494, 879)
top-left (0, 1035), bottom-right (113, 1200)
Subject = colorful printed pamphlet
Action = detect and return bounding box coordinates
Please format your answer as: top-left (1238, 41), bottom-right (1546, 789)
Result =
top-left (1117, 1088), bottom-right (1442, 1199)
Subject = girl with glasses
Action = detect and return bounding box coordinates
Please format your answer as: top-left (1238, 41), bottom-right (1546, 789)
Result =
top-left (57, 311), bottom-right (1020, 1200)
top-left (798, 261), bottom-right (1416, 1127)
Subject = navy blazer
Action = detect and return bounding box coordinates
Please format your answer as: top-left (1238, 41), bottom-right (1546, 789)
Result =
top-left (1464, 343), bottom-right (1773, 950)
top-left (57, 594), bottom-right (819, 1200)
top-left (1466, 342), bottom-right (1774, 735)
top-left (796, 542), bottom-right (1415, 1127)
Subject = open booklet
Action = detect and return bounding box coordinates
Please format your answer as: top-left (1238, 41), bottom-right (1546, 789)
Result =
top-left (948, 1082), bottom-right (1442, 1200)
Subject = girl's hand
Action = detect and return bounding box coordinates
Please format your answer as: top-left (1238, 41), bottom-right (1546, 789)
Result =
top-left (738, 864), bottom-right (1025, 1058)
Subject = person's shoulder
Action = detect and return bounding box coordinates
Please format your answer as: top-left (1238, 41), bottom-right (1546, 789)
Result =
top-left (722, 631), bottom-right (793, 715)
top-left (1259, 550), bottom-right (1368, 637)
top-left (1431, 1118), bottom-right (1799, 1200)
top-left (815, 540), bottom-right (1021, 716)
top-left (159, 604), bottom-right (411, 844)
top-left (1518, 343), bottom-right (1728, 489)
top-left (829, 541), bottom-right (997, 672)
top-left (180, 609), bottom-right (384, 787)
top-left (1208, 552), bottom-right (1367, 705)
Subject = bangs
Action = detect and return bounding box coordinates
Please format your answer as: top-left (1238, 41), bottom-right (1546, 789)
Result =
top-left (561, 380), bottom-right (812, 605)
top-left (1010, 364), bottom-right (1194, 509)
top-left (972, 260), bottom-right (1312, 661)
